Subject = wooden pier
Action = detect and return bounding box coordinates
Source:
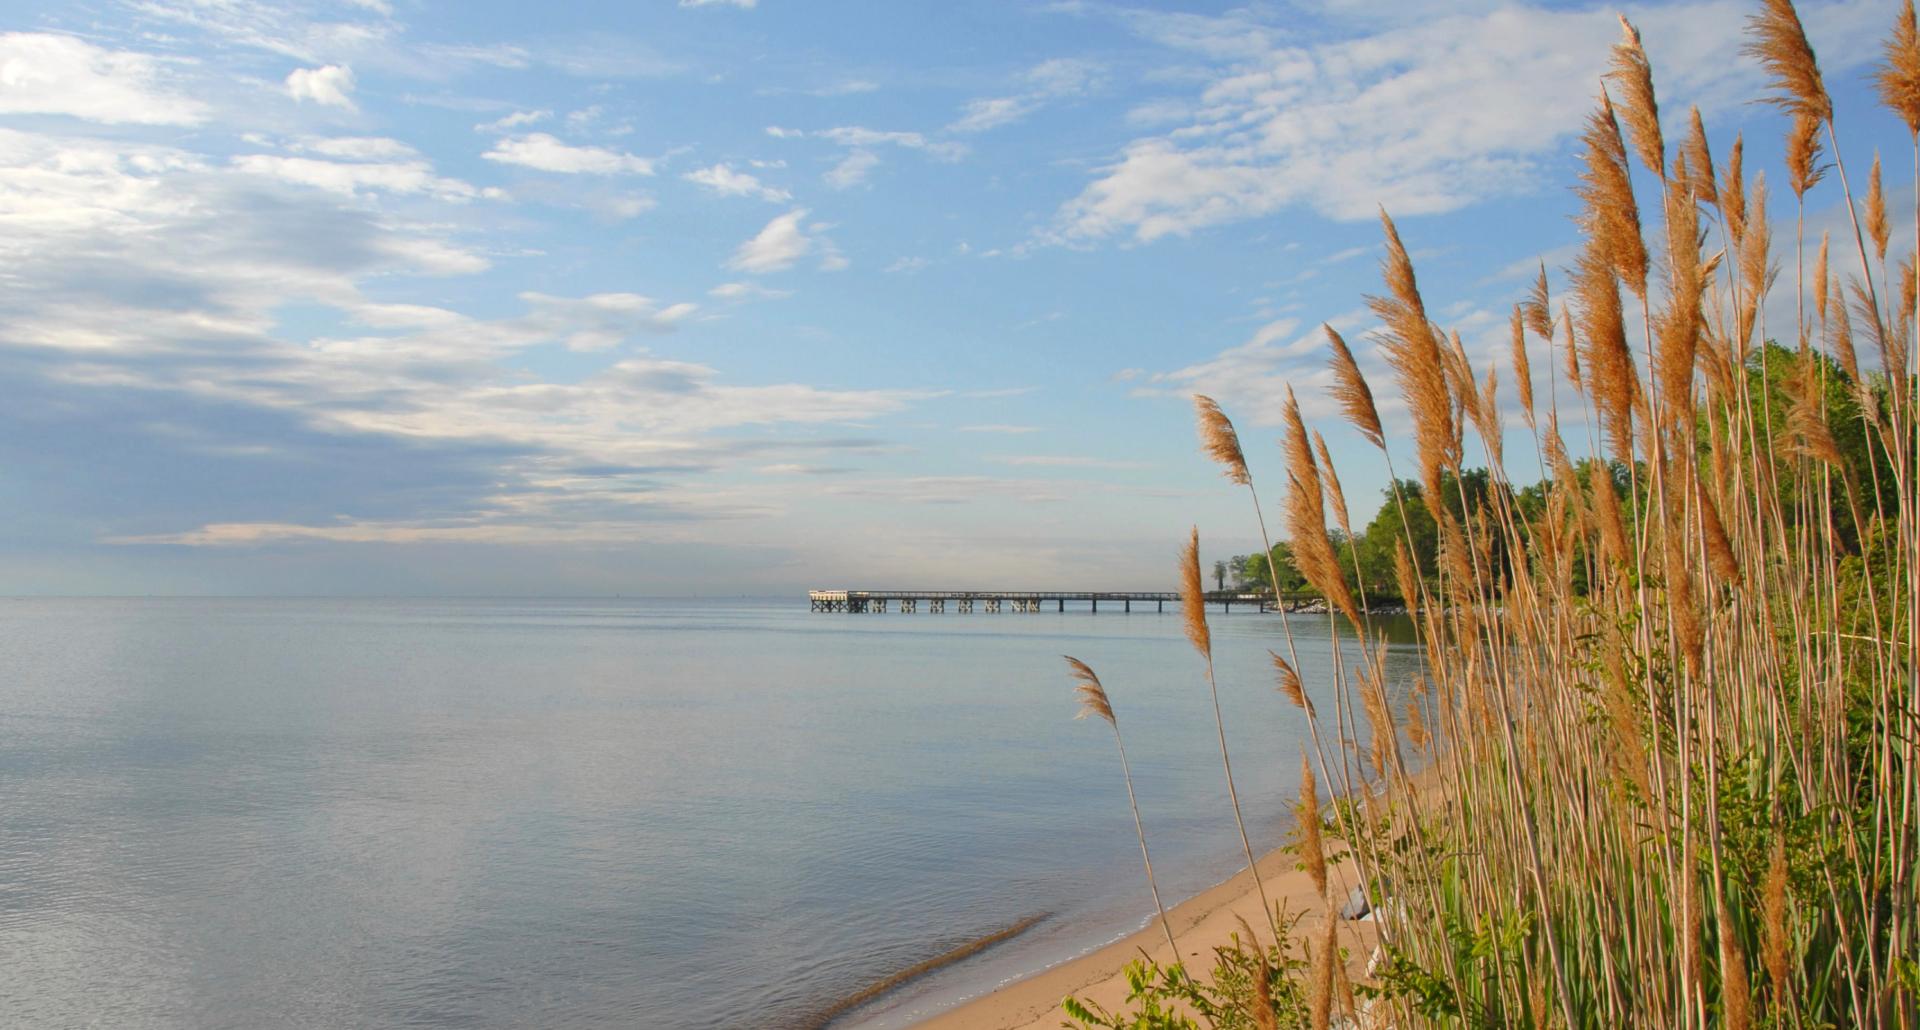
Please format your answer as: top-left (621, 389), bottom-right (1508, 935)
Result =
top-left (807, 589), bottom-right (1288, 614)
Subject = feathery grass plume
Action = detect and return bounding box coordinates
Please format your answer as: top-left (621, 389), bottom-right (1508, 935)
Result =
top-left (1310, 430), bottom-right (1352, 535)
top-left (1323, 324), bottom-right (1383, 450)
top-left (1299, 757), bottom-right (1326, 896)
top-left (1544, 418), bottom-right (1589, 530)
top-left (1720, 894), bottom-right (1754, 1030)
top-left (1764, 835), bottom-right (1790, 1003)
top-left (1561, 302), bottom-right (1583, 389)
top-left (1738, 174), bottom-right (1776, 353)
top-left (1575, 242), bottom-right (1640, 463)
top-left (1070, 657), bottom-right (1115, 724)
top-left (1608, 16), bottom-right (1665, 176)
top-left (1270, 649), bottom-right (1310, 714)
top-left (1511, 305), bottom-right (1536, 427)
top-left (1281, 388), bottom-right (1360, 624)
top-left (1723, 134), bottom-right (1749, 243)
top-left (1443, 329), bottom-right (1477, 424)
top-left (1683, 105), bottom-right (1718, 205)
top-left (1180, 527), bottom-right (1211, 659)
top-left (1475, 366), bottom-right (1504, 466)
top-left (1904, 250), bottom-right (1919, 318)
top-left (1579, 88), bottom-right (1650, 298)
top-left (1659, 156), bottom-right (1704, 424)
top-left (1067, 656), bottom-right (1180, 962)
top-left (1194, 395), bottom-right (1250, 486)
top-left (1591, 459), bottom-right (1633, 572)
top-left (1784, 371), bottom-right (1845, 466)
top-left (1663, 487), bottom-right (1705, 673)
top-left (1698, 478), bottom-right (1742, 587)
top-left (1393, 538), bottom-right (1420, 616)
top-left (1405, 695), bottom-right (1430, 754)
top-left (1829, 275), bottom-right (1861, 381)
top-left (1786, 113), bottom-right (1827, 199)
top-left (1249, 936), bottom-right (1277, 1030)
top-left (1900, 251), bottom-right (1918, 342)
top-left (1745, 0), bottom-right (1832, 123)
top-left (1368, 211), bottom-right (1456, 502)
top-left (1182, 525), bottom-right (1274, 931)
top-left (1815, 231), bottom-right (1830, 321)
top-left (1866, 152), bottom-right (1889, 261)
top-left (1307, 917), bottom-right (1336, 1030)
top-left (1877, 0), bottom-right (1920, 136)
top-left (1524, 264), bottom-right (1554, 339)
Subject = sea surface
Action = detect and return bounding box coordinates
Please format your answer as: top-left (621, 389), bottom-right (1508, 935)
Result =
top-left (0, 597), bottom-right (1418, 1029)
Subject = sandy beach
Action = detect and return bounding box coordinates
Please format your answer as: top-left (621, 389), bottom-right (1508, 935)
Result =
top-left (912, 841), bottom-right (1376, 1029)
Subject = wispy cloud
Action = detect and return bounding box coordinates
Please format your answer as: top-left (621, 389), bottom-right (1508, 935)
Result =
top-left (727, 209), bottom-right (844, 273)
top-left (683, 163), bottom-right (791, 201)
top-left (475, 109), bottom-right (550, 133)
top-left (948, 57), bottom-right (1101, 133)
top-left (1053, 1), bottom-right (1889, 241)
top-left (708, 281), bottom-right (793, 301)
top-left (483, 133), bottom-right (655, 175)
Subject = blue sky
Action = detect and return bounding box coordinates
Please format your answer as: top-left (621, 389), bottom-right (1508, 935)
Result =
top-left (0, 0), bottom-right (1910, 594)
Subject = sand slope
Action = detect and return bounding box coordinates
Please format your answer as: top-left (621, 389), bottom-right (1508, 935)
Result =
top-left (912, 843), bottom-right (1376, 1029)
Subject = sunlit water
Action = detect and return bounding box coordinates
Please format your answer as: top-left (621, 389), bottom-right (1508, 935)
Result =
top-left (0, 597), bottom-right (1417, 1028)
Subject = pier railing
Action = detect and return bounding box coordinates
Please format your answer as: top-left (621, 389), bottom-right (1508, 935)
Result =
top-left (806, 589), bottom-right (1304, 614)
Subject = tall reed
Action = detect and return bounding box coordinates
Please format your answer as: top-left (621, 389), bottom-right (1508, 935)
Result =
top-left (1067, 3), bottom-right (1919, 1026)
top-left (1067, 656), bottom-right (1181, 962)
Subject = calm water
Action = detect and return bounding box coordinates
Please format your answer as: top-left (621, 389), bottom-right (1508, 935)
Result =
top-left (0, 597), bottom-right (1416, 1028)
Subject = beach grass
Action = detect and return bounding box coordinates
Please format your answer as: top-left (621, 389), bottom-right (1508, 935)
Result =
top-left (1065, 2), bottom-right (1920, 1026)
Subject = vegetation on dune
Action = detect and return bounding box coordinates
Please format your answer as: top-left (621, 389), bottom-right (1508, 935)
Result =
top-left (1064, 2), bottom-right (1919, 1026)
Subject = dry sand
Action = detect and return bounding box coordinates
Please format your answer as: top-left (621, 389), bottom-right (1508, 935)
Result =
top-left (910, 842), bottom-right (1377, 1029)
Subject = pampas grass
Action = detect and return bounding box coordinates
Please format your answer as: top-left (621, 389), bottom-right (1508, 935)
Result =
top-left (1068, 656), bottom-right (1180, 961)
top-left (1182, 527), bottom-right (1273, 928)
top-left (1067, 3), bottom-right (1918, 1028)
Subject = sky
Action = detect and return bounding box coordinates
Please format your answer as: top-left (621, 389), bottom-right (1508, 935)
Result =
top-left (0, 0), bottom-right (1912, 595)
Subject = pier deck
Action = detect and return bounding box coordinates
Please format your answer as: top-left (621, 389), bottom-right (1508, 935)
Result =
top-left (807, 589), bottom-right (1292, 613)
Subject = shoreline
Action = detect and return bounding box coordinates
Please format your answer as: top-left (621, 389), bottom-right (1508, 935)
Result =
top-left (900, 839), bottom-right (1375, 1029)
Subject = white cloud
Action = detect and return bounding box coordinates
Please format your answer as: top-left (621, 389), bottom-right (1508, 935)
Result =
top-left (709, 281), bottom-right (793, 301)
top-left (0, 32), bottom-right (207, 125)
top-left (884, 256), bottom-right (929, 274)
top-left (285, 64), bottom-right (356, 108)
top-left (683, 163), bottom-right (790, 201)
top-left (824, 150), bottom-right (879, 189)
top-left (950, 97), bottom-right (1032, 134)
top-left (1056, 0), bottom-right (1890, 241)
top-left (483, 133), bottom-right (654, 175)
top-left (728, 209), bottom-right (815, 273)
top-left (475, 109), bottom-right (550, 133)
top-left (291, 136), bottom-right (417, 161)
top-left (814, 126), bottom-right (965, 161)
top-left (231, 154), bottom-right (496, 201)
top-left (515, 292), bottom-right (698, 350)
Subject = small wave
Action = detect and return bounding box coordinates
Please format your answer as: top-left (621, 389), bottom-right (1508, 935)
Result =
top-left (802, 912), bottom-right (1049, 1029)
